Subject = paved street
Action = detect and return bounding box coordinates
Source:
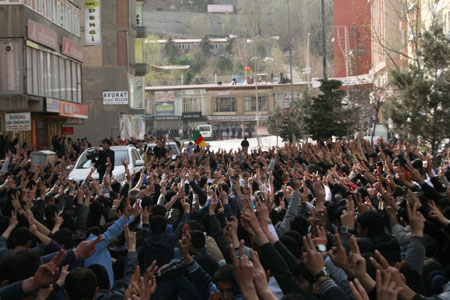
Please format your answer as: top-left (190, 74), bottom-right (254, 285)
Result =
top-left (207, 135), bottom-right (285, 152)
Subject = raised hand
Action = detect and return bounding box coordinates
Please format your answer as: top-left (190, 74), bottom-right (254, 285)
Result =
top-left (349, 279), bottom-right (370, 300)
top-left (407, 202), bottom-right (424, 237)
top-left (229, 240), bottom-right (257, 299)
top-left (376, 269), bottom-right (403, 300)
top-left (303, 235), bottom-right (325, 275)
top-left (34, 250), bottom-right (66, 287)
top-left (74, 235), bottom-right (105, 259)
top-left (428, 201), bottom-right (449, 225)
top-left (340, 197), bottom-right (355, 230)
top-left (124, 224), bottom-right (136, 252)
top-left (328, 228), bottom-right (348, 272)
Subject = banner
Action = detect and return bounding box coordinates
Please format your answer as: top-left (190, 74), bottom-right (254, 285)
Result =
top-left (154, 91), bottom-right (175, 103)
top-left (155, 103), bottom-right (175, 116)
top-left (84, 0), bottom-right (101, 45)
top-left (256, 126), bottom-right (269, 136)
top-left (5, 112), bottom-right (31, 132)
top-left (120, 115), bottom-right (145, 139)
top-left (312, 74), bottom-right (373, 88)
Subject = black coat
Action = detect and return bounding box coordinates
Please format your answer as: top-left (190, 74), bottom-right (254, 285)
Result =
top-left (95, 148), bottom-right (115, 174)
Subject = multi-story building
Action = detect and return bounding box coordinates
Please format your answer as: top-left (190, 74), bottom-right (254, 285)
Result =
top-left (0, 0), bottom-right (86, 150)
top-left (147, 38), bottom-right (229, 57)
top-left (144, 82), bottom-right (307, 136)
top-left (333, 0), bottom-right (372, 78)
top-left (72, 0), bottom-right (149, 142)
top-left (368, 0), bottom-right (407, 100)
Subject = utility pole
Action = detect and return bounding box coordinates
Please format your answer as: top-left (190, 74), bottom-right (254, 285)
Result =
top-left (321, 0), bottom-right (327, 79)
top-left (287, 0), bottom-right (295, 142)
top-left (287, 0), bottom-right (294, 104)
top-left (254, 40), bottom-right (260, 147)
top-left (307, 32), bottom-right (311, 94)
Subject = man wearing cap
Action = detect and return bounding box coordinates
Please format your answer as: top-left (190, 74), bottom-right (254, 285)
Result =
top-left (95, 139), bottom-right (115, 184)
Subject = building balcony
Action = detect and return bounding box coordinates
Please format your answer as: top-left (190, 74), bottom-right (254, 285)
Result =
top-left (133, 63), bottom-right (149, 76)
top-left (134, 26), bottom-right (148, 39)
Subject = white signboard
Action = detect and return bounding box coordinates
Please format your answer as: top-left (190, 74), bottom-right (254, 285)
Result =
top-left (5, 112), bottom-right (31, 132)
top-left (103, 91), bottom-right (128, 105)
top-left (84, 0), bottom-right (101, 45)
top-left (207, 4), bottom-right (233, 13)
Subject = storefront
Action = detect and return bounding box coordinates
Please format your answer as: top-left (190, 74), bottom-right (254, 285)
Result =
top-left (207, 115), bottom-right (268, 138)
top-left (182, 112), bottom-right (206, 129)
top-left (33, 98), bottom-right (88, 150)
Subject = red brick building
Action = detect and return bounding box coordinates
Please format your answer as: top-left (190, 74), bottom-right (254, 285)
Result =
top-left (333, 0), bottom-right (372, 77)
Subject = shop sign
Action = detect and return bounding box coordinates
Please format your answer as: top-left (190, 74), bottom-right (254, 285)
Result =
top-left (182, 112), bottom-right (202, 119)
top-left (154, 91), bottom-right (175, 103)
top-left (155, 103), bottom-right (175, 116)
top-left (218, 90), bottom-right (230, 96)
top-left (27, 19), bottom-right (58, 50)
top-left (155, 116), bottom-right (180, 120)
top-left (59, 100), bottom-right (88, 119)
top-left (103, 91), bottom-right (128, 105)
top-left (62, 127), bottom-right (74, 135)
top-left (207, 115), bottom-right (268, 121)
top-left (62, 38), bottom-right (83, 61)
top-left (85, 0), bottom-right (101, 45)
top-left (5, 112), bottom-right (31, 132)
top-left (46, 98), bottom-right (60, 113)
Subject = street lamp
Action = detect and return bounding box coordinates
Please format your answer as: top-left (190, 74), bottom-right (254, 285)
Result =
top-left (247, 39), bottom-right (261, 147)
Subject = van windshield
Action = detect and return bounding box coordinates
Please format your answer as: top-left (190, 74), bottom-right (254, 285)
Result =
top-left (198, 126), bottom-right (211, 132)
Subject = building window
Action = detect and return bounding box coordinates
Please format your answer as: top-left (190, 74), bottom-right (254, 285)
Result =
top-left (214, 97), bottom-right (236, 113)
top-left (183, 98), bottom-right (202, 112)
top-left (59, 57), bottom-right (66, 100)
top-left (244, 96), bottom-right (267, 112)
top-left (26, 48), bottom-right (32, 95)
top-left (71, 61), bottom-right (77, 102)
top-left (52, 55), bottom-right (59, 98)
top-left (32, 49), bottom-right (39, 95)
top-left (25, 47), bottom-right (81, 102)
top-left (23, 0), bottom-right (80, 37)
top-left (77, 64), bottom-right (82, 103)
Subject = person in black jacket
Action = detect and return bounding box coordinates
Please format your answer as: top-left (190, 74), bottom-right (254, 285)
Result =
top-left (95, 139), bottom-right (115, 184)
top-left (241, 137), bottom-right (250, 152)
top-left (153, 139), bottom-right (168, 159)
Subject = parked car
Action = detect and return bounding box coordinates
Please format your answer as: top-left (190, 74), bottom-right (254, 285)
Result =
top-left (68, 145), bottom-right (144, 183)
top-left (198, 124), bottom-right (214, 141)
top-left (143, 141), bottom-right (180, 160)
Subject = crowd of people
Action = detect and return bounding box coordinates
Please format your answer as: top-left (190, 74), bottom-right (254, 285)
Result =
top-left (0, 135), bottom-right (450, 300)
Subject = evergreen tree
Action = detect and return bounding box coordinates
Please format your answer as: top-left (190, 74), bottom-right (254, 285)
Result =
top-left (266, 107), bottom-right (284, 138)
top-left (164, 37), bottom-right (178, 64)
top-left (266, 93), bottom-right (308, 143)
top-left (305, 79), bottom-right (354, 140)
top-left (200, 35), bottom-right (212, 56)
top-left (385, 25), bottom-right (450, 156)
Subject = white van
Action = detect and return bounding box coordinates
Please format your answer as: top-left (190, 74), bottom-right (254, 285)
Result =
top-left (198, 124), bottom-right (214, 140)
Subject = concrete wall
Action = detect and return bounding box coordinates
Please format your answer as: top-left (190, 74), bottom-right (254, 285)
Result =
top-left (74, 0), bottom-right (144, 142)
